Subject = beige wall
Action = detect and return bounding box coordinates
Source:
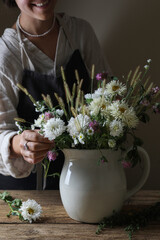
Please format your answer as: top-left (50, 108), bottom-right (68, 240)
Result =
top-left (0, 0), bottom-right (160, 189)
top-left (0, 3), bottom-right (19, 32)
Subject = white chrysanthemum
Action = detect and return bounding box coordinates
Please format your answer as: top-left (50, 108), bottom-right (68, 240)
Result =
top-left (87, 127), bottom-right (94, 135)
top-left (84, 93), bottom-right (93, 99)
top-left (85, 89), bottom-right (104, 100)
top-left (89, 97), bottom-right (109, 117)
top-left (92, 87), bottom-right (110, 99)
top-left (109, 101), bottom-right (129, 119)
top-left (34, 101), bottom-right (45, 112)
top-left (122, 108), bottom-right (139, 128)
top-left (109, 101), bottom-right (138, 128)
top-left (108, 139), bottom-right (116, 148)
top-left (56, 109), bottom-right (64, 117)
top-left (78, 133), bottom-right (85, 144)
top-left (88, 97), bottom-right (102, 116)
top-left (67, 114), bottom-right (90, 137)
top-left (34, 113), bottom-right (45, 128)
top-left (104, 118), bottom-right (110, 127)
top-left (19, 199), bottom-right (42, 223)
top-left (67, 117), bottom-right (79, 137)
top-left (43, 118), bottom-right (66, 140)
top-left (72, 135), bottom-right (78, 145)
top-left (93, 88), bottom-right (103, 98)
top-left (106, 80), bottom-right (127, 96)
top-left (100, 100), bottom-right (110, 118)
top-left (109, 119), bottom-right (124, 137)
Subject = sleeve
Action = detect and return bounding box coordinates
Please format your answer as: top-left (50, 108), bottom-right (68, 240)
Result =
top-left (0, 72), bottom-right (33, 178)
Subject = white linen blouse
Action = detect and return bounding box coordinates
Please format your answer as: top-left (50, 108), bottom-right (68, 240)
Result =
top-left (0, 13), bottom-right (109, 178)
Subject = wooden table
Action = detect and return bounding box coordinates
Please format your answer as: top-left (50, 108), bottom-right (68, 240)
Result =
top-left (0, 190), bottom-right (160, 240)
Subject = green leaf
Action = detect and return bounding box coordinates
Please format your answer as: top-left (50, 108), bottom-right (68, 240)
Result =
top-left (0, 191), bottom-right (13, 202)
top-left (126, 147), bottom-right (141, 168)
top-left (97, 202), bottom-right (160, 239)
top-left (19, 214), bottom-right (24, 221)
top-left (85, 99), bottom-right (93, 104)
top-left (112, 76), bottom-right (119, 81)
top-left (47, 173), bottom-right (60, 178)
top-left (11, 199), bottom-right (22, 208)
top-left (11, 212), bottom-right (19, 216)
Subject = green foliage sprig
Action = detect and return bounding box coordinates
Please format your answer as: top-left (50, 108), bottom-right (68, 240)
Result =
top-left (96, 202), bottom-right (160, 239)
top-left (0, 191), bottom-right (23, 220)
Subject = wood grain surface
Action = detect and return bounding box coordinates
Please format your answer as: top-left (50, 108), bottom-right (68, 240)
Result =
top-left (0, 190), bottom-right (160, 240)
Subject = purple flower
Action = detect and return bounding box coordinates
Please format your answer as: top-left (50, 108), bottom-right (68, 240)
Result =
top-left (153, 103), bottom-right (160, 113)
top-left (47, 150), bottom-right (57, 162)
top-left (151, 86), bottom-right (160, 95)
top-left (122, 160), bottom-right (132, 168)
top-left (140, 99), bottom-right (150, 106)
top-left (44, 112), bottom-right (54, 121)
top-left (96, 72), bottom-right (108, 81)
top-left (89, 121), bottom-right (99, 131)
top-left (100, 155), bottom-right (107, 164)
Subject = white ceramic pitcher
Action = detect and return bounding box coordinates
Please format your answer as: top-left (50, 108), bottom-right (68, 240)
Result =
top-left (60, 147), bottom-right (150, 223)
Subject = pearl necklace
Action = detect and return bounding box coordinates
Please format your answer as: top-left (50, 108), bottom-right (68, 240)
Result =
top-left (17, 14), bottom-right (56, 38)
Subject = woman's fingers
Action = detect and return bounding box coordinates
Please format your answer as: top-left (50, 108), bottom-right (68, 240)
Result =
top-left (20, 130), bottom-right (54, 164)
top-left (22, 130), bottom-right (54, 143)
top-left (24, 141), bottom-right (54, 152)
top-left (22, 149), bottom-right (49, 164)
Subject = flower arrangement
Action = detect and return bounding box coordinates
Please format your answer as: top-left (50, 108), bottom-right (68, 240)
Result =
top-left (0, 191), bottom-right (42, 223)
top-left (15, 59), bottom-right (160, 175)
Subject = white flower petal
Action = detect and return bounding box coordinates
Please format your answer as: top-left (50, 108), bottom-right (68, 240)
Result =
top-left (19, 199), bottom-right (42, 223)
top-left (109, 120), bottom-right (124, 137)
top-left (43, 118), bottom-right (66, 140)
top-left (105, 80), bottom-right (127, 96)
top-left (67, 114), bottom-right (90, 137)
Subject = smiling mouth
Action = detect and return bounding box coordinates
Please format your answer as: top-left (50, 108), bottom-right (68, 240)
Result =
top-left (32, 0), bottom-right (49, 7)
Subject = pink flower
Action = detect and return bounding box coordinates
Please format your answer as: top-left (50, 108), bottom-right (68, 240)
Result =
top-left (47, 150), bottom-right (57, 162)
top-left (96, 72), bottom-right (108, 81)
top-left (44, 112), bottom-right (54, 121)
top-left (89, 121), bottom-right (99, 131)
top-left (140, 99), bottom-right (150, 106)
top-left (151, 86), bottom-right (160, 95)
top-left (115, 96), bottom-right (122, 101)
top-left (153, 104), bottom-right (160, 113)
top-left (122, 160), bottom-right (132, 168)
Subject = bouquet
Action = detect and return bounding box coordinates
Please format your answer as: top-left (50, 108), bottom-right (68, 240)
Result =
top-left (15, 59), bottom-right (160, 175)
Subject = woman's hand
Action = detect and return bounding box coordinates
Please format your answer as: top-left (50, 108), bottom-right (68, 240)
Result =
top-left (10, 130), bottom-right (54, 165)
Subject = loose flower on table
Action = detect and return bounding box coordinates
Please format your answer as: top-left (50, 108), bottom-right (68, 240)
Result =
top-left (0, 191), bottom-right (42, 223)
top-left (20, 199), bottom-right (42, 223)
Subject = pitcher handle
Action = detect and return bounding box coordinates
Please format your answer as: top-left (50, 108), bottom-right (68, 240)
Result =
top-left (125, 146), bottom-right (150, 200)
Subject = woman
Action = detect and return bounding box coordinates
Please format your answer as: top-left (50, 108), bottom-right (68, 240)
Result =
top-left (0, 0), bottom-right (110, 189)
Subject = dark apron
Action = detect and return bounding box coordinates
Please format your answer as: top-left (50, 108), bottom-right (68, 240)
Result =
top-left (0, 49), bottom-right (90, 190)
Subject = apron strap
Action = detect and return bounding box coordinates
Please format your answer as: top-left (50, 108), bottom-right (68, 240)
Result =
top-left (16, 19), bottom-right (35, 71)
top-left (16, 14), bottom-right (76, 71)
